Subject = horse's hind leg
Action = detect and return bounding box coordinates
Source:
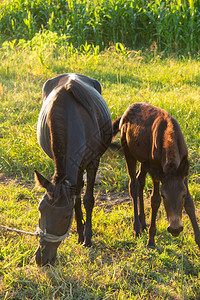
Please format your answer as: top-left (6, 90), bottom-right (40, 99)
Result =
top-left (74, 170), bottom-right (85, 244)
top-left (137, 163), bottom-right (147, 232)
top-left (184, 178), bottom-right (200, 249)
top-left (122, 142), bottom-right (140, 238)
top-left (83, 160), bottom-right (100, 247)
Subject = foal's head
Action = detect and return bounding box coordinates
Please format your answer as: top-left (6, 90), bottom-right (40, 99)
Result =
top-left (34, 170), bottom-right (75, 266)
top-left (161, 157), bottom-right (189, 237)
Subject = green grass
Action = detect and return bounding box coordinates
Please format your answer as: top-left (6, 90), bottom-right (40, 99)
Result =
top-left (1, 184), bottom-right (200, 299)
top-left (0, 36), bottom-right (200, 298)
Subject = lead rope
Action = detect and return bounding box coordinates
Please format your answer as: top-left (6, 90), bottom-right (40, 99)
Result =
top-left (1, 209), bottom-right (74, 243)
top-left (1, 225), bottom-right (41, 237)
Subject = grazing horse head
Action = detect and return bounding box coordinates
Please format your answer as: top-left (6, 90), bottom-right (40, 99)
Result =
top-left (34, 170), bottom-right (75, 266)
top-left (160, 158), bottom-right (189, 237)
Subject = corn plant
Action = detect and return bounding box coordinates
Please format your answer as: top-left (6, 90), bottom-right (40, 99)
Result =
top-left (1, 0), bottom-right (200, 54)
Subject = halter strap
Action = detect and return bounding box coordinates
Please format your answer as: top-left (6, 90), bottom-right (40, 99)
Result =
top-left (35, 209), bottom-right (74, 243)
top-left (37, 194), bottom-right (76, 243)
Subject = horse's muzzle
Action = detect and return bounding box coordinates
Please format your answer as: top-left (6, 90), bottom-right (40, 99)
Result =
top-left (34, 243), bottom-right (58, 266)
top-left (167, 225), bottom-right (183, 237)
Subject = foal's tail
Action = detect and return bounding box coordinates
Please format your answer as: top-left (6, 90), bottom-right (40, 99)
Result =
top-left (112, 117), bottom-right (121, 137)
top-left (109, 117), bottom-right (122, 153)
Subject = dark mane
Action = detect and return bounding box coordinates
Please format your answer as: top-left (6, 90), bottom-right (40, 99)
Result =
top-left (162, 114), bottom-right (181, 172)
top-left (47, 90), bottom-right (68, 184)
top-left (47, 78), bottom-right (101, 184)
top-left (65, 78), bottom-right (97, 124)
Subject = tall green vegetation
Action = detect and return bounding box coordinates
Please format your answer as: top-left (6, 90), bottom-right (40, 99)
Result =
top-left (1, 0), bottom-right (200, 54)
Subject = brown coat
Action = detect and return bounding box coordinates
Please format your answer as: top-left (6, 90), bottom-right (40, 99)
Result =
top-left (113, 102), bottom-right (200, 250)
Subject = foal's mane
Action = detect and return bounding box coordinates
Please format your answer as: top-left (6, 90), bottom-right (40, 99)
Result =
top-left (151, 108), bottom-right (185, 175)
top-left (161, 112), bottom-right (183, 173)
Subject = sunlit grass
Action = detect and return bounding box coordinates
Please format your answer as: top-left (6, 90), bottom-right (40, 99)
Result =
top-left (1, 182), bottom-right (200, 299)
top-left (0, 39), bottom-right (200, 298)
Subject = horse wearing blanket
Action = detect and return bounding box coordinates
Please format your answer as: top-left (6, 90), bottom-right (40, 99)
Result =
top-left (35, 73), bottom-right (112, 266)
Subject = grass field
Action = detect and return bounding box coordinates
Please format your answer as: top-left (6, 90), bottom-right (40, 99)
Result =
top-left (0, 37), bottom-right (200, 299)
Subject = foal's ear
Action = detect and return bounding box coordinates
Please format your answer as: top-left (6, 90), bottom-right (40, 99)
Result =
top-left (34, 169), bottom-right (52, 189)
top-left (177, 156), bottom-right (189, 178)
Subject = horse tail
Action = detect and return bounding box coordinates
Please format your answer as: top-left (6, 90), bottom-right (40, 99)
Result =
top-left (112, 117), bottom-right (121, 136)
top-left (108, 117), bottom-right (122, 153)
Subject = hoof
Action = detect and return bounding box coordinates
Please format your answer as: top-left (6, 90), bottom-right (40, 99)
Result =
top-left (141, 226), bottom-right (147, 232)
top-left (195, 239), bottom-right (200, 250)
top-left (135, 232), bottom-right (141, 239)
top-left (147, 239), bottom-right (156, 249)
top-left (147, 244), bottom-right (156, 250)
top-left (147, 237), bottom-right (156, 249)
top-left (83, 241), bottom-right (92, 247)
top-left (78, 237), bottom-right (84, 244)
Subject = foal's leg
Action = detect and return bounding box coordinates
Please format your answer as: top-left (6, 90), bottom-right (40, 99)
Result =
top-left (184, 178), bottom-right (200, 249)
top-left (147, 180), bottom-right (161, 249)
top-left (123, 144), bottom-right (140, 237)
top-left (74, 170), bottom-right (85, 244)
top-left (83, 160), bottom-right (99, 247)
top-left (137, 163), bottom-right (147, 232)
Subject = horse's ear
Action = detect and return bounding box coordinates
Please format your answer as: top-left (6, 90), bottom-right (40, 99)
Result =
top-left (177, 157), bottom-right (189, 178)
top-left (34, 170), bottom-right (52, 190)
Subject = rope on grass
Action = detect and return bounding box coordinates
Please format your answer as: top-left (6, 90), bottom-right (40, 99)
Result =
top-left (1, 211), bottom-right (74, 243)
top-left (1, 225), bottom-right (40, 237)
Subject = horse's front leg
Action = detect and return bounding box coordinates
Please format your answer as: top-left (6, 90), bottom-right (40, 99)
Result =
top-left (74, 170), bottom-right (85, 244)
top-left (184, 178), bottom-right (200, 249)
top-left (122, 142), bottom-right (140, 237)
top-left (147, 180), bottom-right (161, 249)
top-left (83, 161), bottom-right (99, 247)
top-left (137, 163), bottom-right (147, 232)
